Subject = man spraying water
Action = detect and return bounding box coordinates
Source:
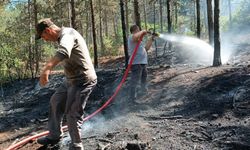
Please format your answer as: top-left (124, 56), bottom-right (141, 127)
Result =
top-left (127, 25), bottom-right (158, 102)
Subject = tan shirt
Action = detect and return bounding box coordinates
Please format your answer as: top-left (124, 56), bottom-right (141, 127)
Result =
top-left (55, 27), bottom-right (97, 82)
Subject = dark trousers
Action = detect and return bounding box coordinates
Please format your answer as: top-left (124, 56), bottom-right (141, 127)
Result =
top-left (129, 64), bottom-right (147, 99)
top-left (47, 79), bottom-right (97, 145)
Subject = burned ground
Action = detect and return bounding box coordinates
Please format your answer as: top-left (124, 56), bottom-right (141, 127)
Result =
top-left (1, 38), bottom-right (250, 150)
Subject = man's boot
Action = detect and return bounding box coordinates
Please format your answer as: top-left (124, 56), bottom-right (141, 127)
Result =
top-left (37, 136), bottom-right (61, 145)
top-left (129, 87), bottom-right (136, 101)
top-left (138, 86), bottom-right (148, 98)
top-left (69, 143), bottom-right (84, 150)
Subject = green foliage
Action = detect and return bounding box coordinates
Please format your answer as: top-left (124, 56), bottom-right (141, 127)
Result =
top-left (41, 43), bottom-right (56, 58)
top-left (0, 42), bottom-right (26, 83)
top-left (103, 36), bottom-right (114, 55)
top-left (1, 0), bottom-right (230, 83)
top-left (113, 28), bottom-right (123, 46)
top-left (0, 2), bottom-right (31, 83)
top-left (220, 16), bottom-right (229, 32)
top-left (142, 23), bottom-right (161, 33)
top-left (103, 33), bottom-right (122, 56)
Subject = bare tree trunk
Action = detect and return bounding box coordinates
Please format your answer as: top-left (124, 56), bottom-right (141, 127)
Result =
top-left (68, 0), bottom-right (71, 27)
top-left (85, 1), bottom-right (90, 44)
top-left (192, 0), bottom-right (196, 32)
top-left (167, 0), bottom-right (172, 34)
top-left (113, 16), bottom-right (116, 38)
top-left (207, 0), bottom-right (214, 45)
top-left (70, 0), bottom-right (76, 29)
top-left (0, 84), bottom-right (3, 98)
top-left (90, 0), bottom-right (98, 68)
top-left (153, 3), bottom-right (156, 32)
top-left (79, 21), bottom-right (83, 36)
top-left (174, 1), bottom-right (178, 31)
top-left (120, 0), bottom-right (129, 67)
top-left (34, 0), bottom-right (39, 77)
top-left (203, 0), bottom-right (208, 34)
top-left (143, 0), bottom-right (147, 30)
top-left (104, 0), bottom-right (108, 37)
top-left (153, 2), bottom-right (158, 58)
top-left (85, 11), bottom-right (90, 44)
top-left (28, 0), bottom-right (34, 78)
top-left (98, 0), bottom-right (104, 55)
top-left (159, 0), bottom-right (163, 32)
top-left (196, 0), bottom-right (201, 38)
top-left (113, 14), bottom-right (118, 40)
top-left (125, 0), bottom-right (130, 36)
top-left (134, 0), bottom-right (141, 29)
top-left (167, 0), bottom-right (173, 55)
top-left (213, 0), bottom-right (221, 66)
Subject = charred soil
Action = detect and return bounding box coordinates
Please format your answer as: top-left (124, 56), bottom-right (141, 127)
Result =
top-left (1, 38), bottom-right (250, 150)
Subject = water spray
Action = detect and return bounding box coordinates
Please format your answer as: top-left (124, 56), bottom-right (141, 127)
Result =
top-left (159, 34), bottom-right (214, 64)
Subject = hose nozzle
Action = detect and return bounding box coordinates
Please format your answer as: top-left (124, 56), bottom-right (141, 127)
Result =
top-left (147, 30), bottom-right (160, 37)
top-left (152, 32), bottom-right (160, 37)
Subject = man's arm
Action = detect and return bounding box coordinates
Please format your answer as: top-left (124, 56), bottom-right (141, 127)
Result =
top-left (132, 30), bottom-right (147, 42)
top-left (145, 36), bottom-right (155, 51)
top-left (39, 56), bottom-right (61, 86)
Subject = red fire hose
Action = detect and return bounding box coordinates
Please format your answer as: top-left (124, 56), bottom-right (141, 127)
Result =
top-left (6, 34), bottom-right (145, 150)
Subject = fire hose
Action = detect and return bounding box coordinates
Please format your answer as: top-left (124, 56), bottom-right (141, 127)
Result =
top-left (6, 32), bottom-right (156, 150)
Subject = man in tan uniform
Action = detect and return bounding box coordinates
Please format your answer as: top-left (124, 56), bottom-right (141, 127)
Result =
top-left (35, 18), bottom-right (97, 150)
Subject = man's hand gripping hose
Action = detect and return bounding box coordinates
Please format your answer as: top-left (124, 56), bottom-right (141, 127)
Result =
top-left (146, 28), bottom-right (160, 37)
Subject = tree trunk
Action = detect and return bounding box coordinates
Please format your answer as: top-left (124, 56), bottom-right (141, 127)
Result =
top-left (0, 84), bottom-right (3, 98)
top-left (70, 0), bottom-right (76, 29)
top-left (68, 0), bottom-right (71, 27)
top-left (167, 0), bottom-right (172, 34)
top-left (84, 1), bottom-right (90, 44)
top-left (196, 0), bottom-right (201, 38)
top-left (98, 0), bottom-right (104, 55)
top-left (113, 15), bottom-right (118, 40)
top-left (85, 12), bottom-right (89, 44)
top-left (120, 0), bottom-right (129, 67)
top-left (125, 0), bottom-right (130, 36)
top-left (90, 0), bottom-right (98, 68)
top-left (174, 1), bottom-right (178, 31)
top-left (167, 0), bottom-right (173, 54)
top-left (207, 0), bottom-right (214, 45)
top-left (192, 1), bottom-right (196, 32)
top-left (203, 1), bottom-right (208, 34)
top-left (213, 0), bottom-right (221, 66)
top-left (28, 0), bottom-right (34, 78)
top-left (143, 0), bottom-right (147, 30)
top-left (34, 0), bottom-right (39, 77)
top-left (159, 0), bottom-right (163, 32)
top-left (153, 2), bottom-right (156, 32)
top-left (104, 0), bottom-right (108, 37)
top-left (134, 0), bottom-right (141, 29)
top-left (153, 2), bottom-right (158, 58)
